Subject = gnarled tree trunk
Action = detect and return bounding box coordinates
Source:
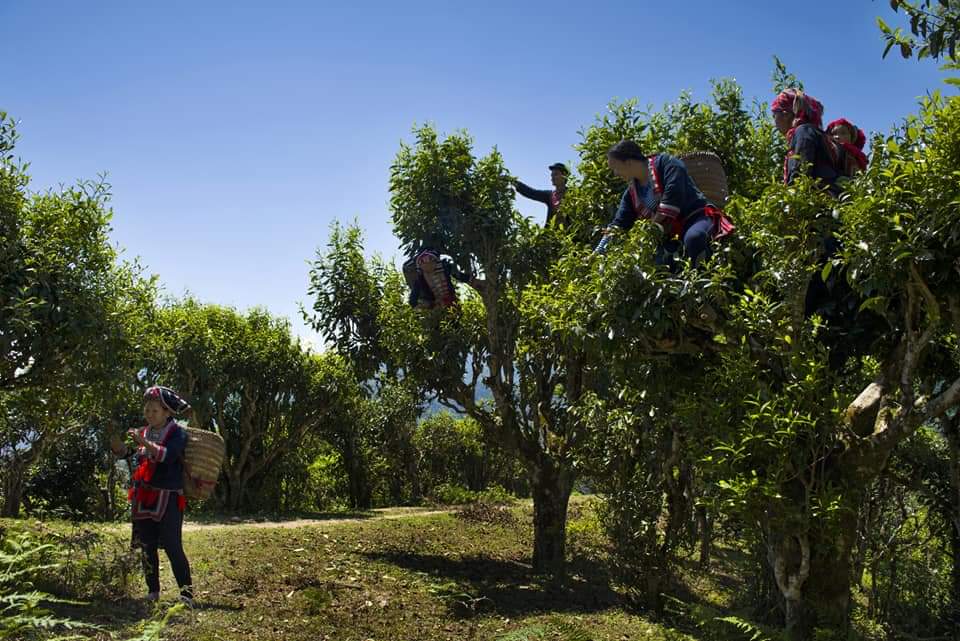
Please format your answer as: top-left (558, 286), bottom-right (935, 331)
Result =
top-left (343, 436), bottom-right (371, 509)
top-left (1, 463), bottom-right (26, 517)
top-left (529, 457), bottom-right (574, 582)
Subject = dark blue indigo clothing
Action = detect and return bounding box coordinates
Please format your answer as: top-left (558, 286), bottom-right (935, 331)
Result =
top-left (608, 154), bottom-right (708, 234)
top-left (785, 123), bottom-right (841, 195)
top-left (403, 250), bottom-right (473, 308)
top-left (597, 154), bottom-right (715, 267)
top-left (133, 420), bottom-right (187, 491)
top-left (655, 212), bottom-right (714, 269)
top-left (515, 181), bottom-right (565, 226)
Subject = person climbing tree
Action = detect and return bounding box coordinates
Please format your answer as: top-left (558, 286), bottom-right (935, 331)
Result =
top-left (402, 249), bottom-right (483, 310)
top-left (595, 140), bottom-right (733, 270)
top-left (512, 162), bottom-right (569, 227)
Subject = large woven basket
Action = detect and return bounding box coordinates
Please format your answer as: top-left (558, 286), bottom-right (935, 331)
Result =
top-left (680, 151), bottom-right (729, 208)
top-left (182, 426), bottom-right (225, 501)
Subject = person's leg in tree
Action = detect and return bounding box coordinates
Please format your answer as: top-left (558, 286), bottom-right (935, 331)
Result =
top-left (682, 215), bottom-right (714, 268)
top-left (655, 239), bottom-right (681, 271)
top-left (403, 257), bottom-right (422, 307)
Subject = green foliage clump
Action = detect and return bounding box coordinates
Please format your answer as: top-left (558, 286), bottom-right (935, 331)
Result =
top-left (144, 299), bottom-right (359, 513)
top-left (878, 0), bottom-right (960, 62)
top-left (430, 483), bottom-right (476, 505)
top-left (0, 531), bottom-right (98, 639)
top-left (0, 111), bottom-right (157, 520)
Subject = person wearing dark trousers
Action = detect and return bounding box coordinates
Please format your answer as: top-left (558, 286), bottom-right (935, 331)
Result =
top-left (112, 386), bottom-right (194, 607)
top-left (512, 162), bottom-right (569, 226)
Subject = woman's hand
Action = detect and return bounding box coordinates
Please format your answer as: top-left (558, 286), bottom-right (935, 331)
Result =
top-left (128, 429), bottom-right (159, 457)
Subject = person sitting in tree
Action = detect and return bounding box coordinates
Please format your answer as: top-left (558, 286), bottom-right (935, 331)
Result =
top-left (826, 118), bottom-right (869, 176)
top-left (771, 88), bottom-right (847, 195)
top-left (512, 162), bottom-right (569, 227)
top-left (772, 91), bottom-right (880, 368)
top-left (595, 140), bottom-right (734, 270)
top-left (403, 249), bottom-right (483, 310)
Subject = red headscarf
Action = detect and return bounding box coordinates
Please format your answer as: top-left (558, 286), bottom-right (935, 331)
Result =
top-left (826, 118), bottom-right (869, 172)
top-left (771, 88), bottom-right (825, 133)
top-left (826, 118), bottom-right (866, 149)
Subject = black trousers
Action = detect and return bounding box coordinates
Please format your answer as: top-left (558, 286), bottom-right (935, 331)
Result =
top-left (132, 500), bottom-right (192, 595)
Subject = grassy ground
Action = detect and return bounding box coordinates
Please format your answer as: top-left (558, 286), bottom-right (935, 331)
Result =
top-left (2, 499), bottom-right (752, 641)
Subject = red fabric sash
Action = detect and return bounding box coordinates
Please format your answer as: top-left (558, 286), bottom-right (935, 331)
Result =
top-left (841, 142), bottom-right (868, 172)
top-left (631, 157), bottom-right (733, 240)
top-left (704, 204), bottom-right (735, 239)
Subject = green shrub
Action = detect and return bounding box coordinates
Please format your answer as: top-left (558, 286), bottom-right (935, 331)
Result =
top-left (431, 482), bottom-right (517, 505)
top-left (476, 484), bottom-right (517, 505)
top-left (431, 483), bottom-right (478, 505)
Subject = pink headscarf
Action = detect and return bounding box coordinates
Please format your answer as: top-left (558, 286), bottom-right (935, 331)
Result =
top-left (771, 88), bottom-right (825, 132)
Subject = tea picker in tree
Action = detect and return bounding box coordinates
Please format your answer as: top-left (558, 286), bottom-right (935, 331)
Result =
top-left (399, 194), bottom-right (486, 311)
top-left (826, 117), bottom-right (869, 176)
top-left (595, 140), bottom-right (734, 269)
top-left (771, 90), bottom-right (880, 367)
top-left (110, 386), bottom-right (195, 607)
top-left (771, 88), bottom-right (846, 194)
top-left (512, 162), bottom-right (569, 226)
top-left (402, 249), bottom-right (484, 310)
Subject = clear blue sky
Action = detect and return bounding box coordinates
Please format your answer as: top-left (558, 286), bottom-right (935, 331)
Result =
top-left (3, 1), bottom-right (952, 346)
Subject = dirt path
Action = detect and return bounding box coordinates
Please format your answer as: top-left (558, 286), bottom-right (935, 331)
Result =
top-left (181, 506), bottom-right (454, 532)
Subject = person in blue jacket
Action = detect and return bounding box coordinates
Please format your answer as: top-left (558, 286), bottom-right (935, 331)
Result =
top-left (771, 88), bottom-right (842, 196)
top-left (596, 140), bottom-right (733, 268)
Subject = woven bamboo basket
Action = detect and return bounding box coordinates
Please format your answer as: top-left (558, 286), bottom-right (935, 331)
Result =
top-left (680, 151), bottom-right (729, 208)
top-left (182, 426), bottom-right (225, 501)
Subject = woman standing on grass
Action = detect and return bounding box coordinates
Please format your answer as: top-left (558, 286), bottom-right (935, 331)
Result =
top-left (111, 385), bottom-right (194, 607)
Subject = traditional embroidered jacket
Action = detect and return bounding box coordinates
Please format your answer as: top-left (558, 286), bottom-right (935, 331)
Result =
top-left (129, 418), bottom-right (187, 521)
top-left (784, 123), bottom-right (841, 192)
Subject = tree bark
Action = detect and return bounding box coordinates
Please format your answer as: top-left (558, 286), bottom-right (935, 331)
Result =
top-left (229, 476), bottom-right (246, 512)
top-left (767, 490), bottom-right (861, 640)
top-left (2, 465), bottom-right (24, 518)
top-left (945, 415), bottom-right (960, 625)
top-left (342, 436), bottom-right (371, 509)
top-left (405, 444), bottom-right (421, 503)
top-left (766, 530), bottom-right (811, 640)
top-left (696, 505), bottom-right (712, 569)
top-left (529, 458), bottom-right (574, 582)
top-left (951, 520), bottom-right (960, 627)
top-left (802, 522), bottom-right (857, 634)
top-left (662, 428), bottom-right (690, 558)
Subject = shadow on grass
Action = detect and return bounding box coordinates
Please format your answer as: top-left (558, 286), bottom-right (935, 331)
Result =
top-left (365, 550), bottom-right (620, 617)
top-left (48, 594), bottom-right (245, 634)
